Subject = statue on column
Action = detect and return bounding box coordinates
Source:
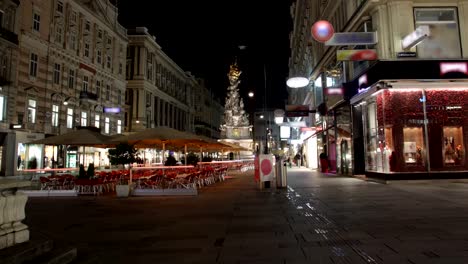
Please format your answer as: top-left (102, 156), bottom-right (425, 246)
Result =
top-left (221, 61), bottom-right (250, 129)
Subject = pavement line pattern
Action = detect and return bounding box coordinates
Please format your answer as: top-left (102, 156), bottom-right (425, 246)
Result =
top-left (286, 186), bottom-right (379, 264)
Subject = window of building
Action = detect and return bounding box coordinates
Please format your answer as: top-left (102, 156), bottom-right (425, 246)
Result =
top-left (106, 85), bottom-right (110, 100)
top-left (0, 53), bottom-right (6, 79)
top-left (117, 90), bottom-right (122, 105)
top-left (69, 33), bottom-right (76, 50)
top-left (82, 76), bottom-right (88, 91)
top-left (147, 54), bottom-right (153, 80)
top-left (95, 114), bottom-right (100, 128)
top-left (107, 37), bottom-right (112, 46)
top-left (96, 80), bottom-right (101, 97)
top-left (33, 13), bottom-right (40, 31)
top-left (81, 112), bottom-right (87, 126)
top-left (443, 127), bottom-right (464, 165)
top-left (55, 26), bottom-right (62, 43)
top-left (53, 63), bottom-right (61, 84)
top-left (0, 95), bottom-right (5, 121)
top-left (414, 8), bottom-right (461, 58)
top-left (117, 120), bottom-right (122, 134)
top-left (51, 104), bottom-right (59, 127)
top-left (66, 108), bottom-right (73, 128)
top-left (0, 10), bottom-right (4, 29)
top-left (29, 53), bottom-right (38, 77)
top-left (105, 117), bottom-right (110, 134)
top-left (146, 92), bottom-right (151, 106)
top-left (119, 63), bottom-right (123, 75)
top-left (85, 21), bottom-right (90, 31)
top-left (71, 11), bottom-right (77, 23)
top-left (106, 55), bottom-right (111, 68)
top-left (98, 30), bottom-right (102, 39)
top-left (84, 43), bottom-right (90, 57)
top-left (27, 99), bottom-right (36, 123)
top-left (97, 50), bottom-right (102, 64)
top-left (68, 69), bottom-right (75, 89)
top-left (57, 1), bottom-right (63, 13)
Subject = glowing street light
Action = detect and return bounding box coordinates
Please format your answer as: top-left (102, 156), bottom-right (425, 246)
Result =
top-left (248, 91), bottom-right (254, 97)
top-left (286, 77), bottom-right (309, 88)
top-left (259, 115), bottom-right (264, 119)
top-left (274, 109), bottom-right (285, 125)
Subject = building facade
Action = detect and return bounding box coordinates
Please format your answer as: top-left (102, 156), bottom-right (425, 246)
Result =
top-left (0, 0), bottom-right (20, 176)
top-left (289, 0), bottom-right (468, 178)
top-left (193, 78), bottom-right (223, 139)
top-left (126, 27), bottom-right (193, 133)
top-left (10, 0), bottom-right (127, 174)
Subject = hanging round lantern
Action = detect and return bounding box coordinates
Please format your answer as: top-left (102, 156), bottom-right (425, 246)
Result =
top-left (311, 20), bottom-right (334, 42)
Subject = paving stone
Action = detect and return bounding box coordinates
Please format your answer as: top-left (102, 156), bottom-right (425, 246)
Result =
top-left (21, 169), bottom-right (468, 263)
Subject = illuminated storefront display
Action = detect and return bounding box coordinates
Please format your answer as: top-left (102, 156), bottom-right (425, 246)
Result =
top-left (353, 86), bottom-right (467, 177)
top-left (348, 60), bottom-right (468, 179)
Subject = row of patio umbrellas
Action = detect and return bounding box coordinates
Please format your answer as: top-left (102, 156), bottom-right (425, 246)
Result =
top-left (29, 126), bottom-right (248, 152)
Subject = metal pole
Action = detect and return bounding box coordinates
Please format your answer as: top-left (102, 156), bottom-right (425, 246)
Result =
top-left (422, 90), bottom-right (431, 172)
top-left (184, 144), bottom-right (187, 166)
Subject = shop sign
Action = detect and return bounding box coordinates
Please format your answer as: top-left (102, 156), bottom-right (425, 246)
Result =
top-left (397, 51), bottom-right (417, 58)
top-left (325, 87), bottom-right (343, 95)
top-left (287, 121), bottom-right (307, 127)
top-left (358, 74), bottom-right (370, 93)
top-left (325, 32), bottom-right (377, 46)
top-left (300, 127), bottom-right (315, 132)
top-left (440, 62), bottom-right (468, 75)
top-left (311, 20), bottom-right (335, 42)
top-left (10, 124), bottom-right (23, 129)
top-left (285, 104), bottom-right (311, 117)
top-left (103, 107), bottom-right (121, 114)
top-left (337, 49), bottom-right (377, 61)
top-left (280, 126), bottom-right (291, 139)
top-left (401, 26), bottom-right (430, 50)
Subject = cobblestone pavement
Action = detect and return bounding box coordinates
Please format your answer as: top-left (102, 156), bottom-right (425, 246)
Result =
top-left (23, 168), bottom-right (468, 263)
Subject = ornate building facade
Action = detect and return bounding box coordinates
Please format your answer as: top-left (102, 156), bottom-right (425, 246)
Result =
top-left (126, 27), bottom-right (224, 141)
top-left (9, 0), bottom-right (127, 174)
top-left (193, 78), bottom-right (223, 139)
top-left (0, 0), bottom-right (20, 176)
top-left (126, 27), bottom-right (193, 133)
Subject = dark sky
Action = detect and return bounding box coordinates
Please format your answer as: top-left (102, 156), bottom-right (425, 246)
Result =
top-left (115, 1), bottom-right (293, 111)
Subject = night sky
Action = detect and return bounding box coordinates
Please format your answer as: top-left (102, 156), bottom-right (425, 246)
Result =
top-left (115, 0), bottom-right (293, 112)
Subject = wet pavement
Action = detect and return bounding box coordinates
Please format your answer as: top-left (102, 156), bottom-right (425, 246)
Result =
top-left (22, 168), bottom-right (468, 263)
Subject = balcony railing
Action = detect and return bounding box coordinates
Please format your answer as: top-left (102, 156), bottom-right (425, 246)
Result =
top-left (79, 91), bottom-right (99, 101)
top-left (0, 27), bottom-right (18, 45)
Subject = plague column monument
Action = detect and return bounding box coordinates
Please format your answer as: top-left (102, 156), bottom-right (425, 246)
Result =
top-left (219, 62), bottom-right (253, 159)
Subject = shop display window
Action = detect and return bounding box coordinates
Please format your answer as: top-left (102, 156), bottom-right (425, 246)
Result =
top-left (403, 127), bottom-right (425, 166)
top-left (443, 126), bottom-right (464, 166)
top-left (358, 86), bottom-right (468, 174)
top-left (365, 102), bottom-right (378, 171)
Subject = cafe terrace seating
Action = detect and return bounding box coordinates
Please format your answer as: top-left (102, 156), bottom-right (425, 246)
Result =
top-left (32, 161), bottom-right (255, 195)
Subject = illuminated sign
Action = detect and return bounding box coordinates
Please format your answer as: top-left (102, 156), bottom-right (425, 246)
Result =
top-left (311, 20), bottom-right (334, 42)
top-left (300, 127), bottom-right (315, 132)
top-left (280, 126), bottom-right (291, 139)
top-left (440, 62), bottom-right (468, 75)
top-left (402, 26), bottom-right (430, 50)
top-left (103, 107), bottom-right (121, 114)
top-left (325, 88), bottom-right (343, 95)
top-left (325, 32), bottom-right (377, 46)
top-left (10, 124), bottom-right (22, 129)
top-left (337, 49), bottom-right (377, 61)
top-left (358, 74), bottom-right (368, 87)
